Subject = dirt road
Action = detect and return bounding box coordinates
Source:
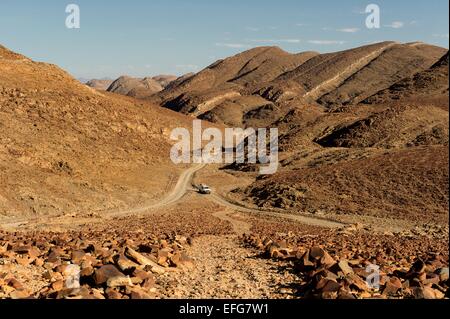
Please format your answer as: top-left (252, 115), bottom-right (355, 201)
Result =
top-left (158, 209), bottom-right (296, 299)
top-left (107, 163), bottom-right (206, 218)
top-left (209, 193), bottom-right (345, 228)
top-left (110, 163), bottom-right (345, 228)
top-left (1, 163), bottom-right (345, 230)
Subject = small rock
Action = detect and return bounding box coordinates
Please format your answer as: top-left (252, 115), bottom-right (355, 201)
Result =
top-left (105, 288), bottom-right (123, 299)
top-left (129, 287), bottom-right (154, 299)
top-left (51, 280), bottom-right (65, 292)
top-left (94, 265), bottom-right (124, 285)
top-left (107, 276), bottom-right (133, 288)
top-left (436, 267), bottom-right (449, 282)
top-left (10, 290), bottom-right (31, 299)
top-left (383, 277), bottom-right (402, 296)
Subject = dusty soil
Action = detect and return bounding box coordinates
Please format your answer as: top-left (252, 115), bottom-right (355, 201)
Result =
top-left (158, 234), bottom-right (298, 299)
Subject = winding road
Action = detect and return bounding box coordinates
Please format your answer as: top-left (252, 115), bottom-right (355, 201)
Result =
top-left (209, 193), bottom-right (344, 228)
top-left (108, 163), bottom-right (345, 228)
top-left (2, 163), bottom-right (345, 229)
top-left (108, 163), bottom-right (206, 218)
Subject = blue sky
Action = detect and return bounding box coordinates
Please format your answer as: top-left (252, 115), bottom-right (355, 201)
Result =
top-left (0, 0), bottom-right (448, 79)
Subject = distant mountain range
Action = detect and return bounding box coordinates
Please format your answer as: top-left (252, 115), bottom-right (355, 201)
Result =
top-left (84, 74), bottom-right (191, 99)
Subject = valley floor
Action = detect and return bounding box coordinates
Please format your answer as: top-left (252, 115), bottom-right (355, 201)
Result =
top-left (1, 164), bottom-right (448, 299)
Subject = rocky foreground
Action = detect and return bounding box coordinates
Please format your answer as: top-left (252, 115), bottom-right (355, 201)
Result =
top-left (0, 210), bottom-right (448, 299)
top-left (0, 210), bottom-right (232, 299)
top-left (242, 233), bottom-right (449, 299)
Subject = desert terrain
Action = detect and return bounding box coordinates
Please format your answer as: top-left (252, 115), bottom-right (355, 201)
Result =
top-left (0, 42), bottom-right (448, 299)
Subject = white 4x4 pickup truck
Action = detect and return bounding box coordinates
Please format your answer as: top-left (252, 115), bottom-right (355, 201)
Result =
top-left (198, 184), bottom-right (212, 195)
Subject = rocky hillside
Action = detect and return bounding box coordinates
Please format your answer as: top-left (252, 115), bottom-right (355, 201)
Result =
top-left (152, 75), bottom-right (178, 87)
top-left (0, 45), bottom-right (195, 220)
top-left (239, 146), bottom-right (449, 223)
top-left (363, 51), bottom-right (449, 108)
top-left (161, 42), bottom-right (448, 224)
top-left (155, 42), bottom-right (447, 127)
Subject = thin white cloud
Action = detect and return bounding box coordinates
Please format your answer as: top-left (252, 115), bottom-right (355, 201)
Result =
top-left (215, 42), bottom-right (251, 48)
top-left (337, 28), bottom-right (360, 33)
top-left (308, 40), bottom-right (346, 45)
top-left (433, 33), bottom-right (449, 39)
top-left (385, 21), bottom-right (404, 29)
top-left (175, 64), bottom-right (199, 71)
top-left (364, 40), bottom-right (385, 44)
top-left (249, 39), bottom-right (301, 44)
top-left (245, 27), bottom-right (260, 32)
top-left (353, 8), bottom-right (367, 15)
top-left (296, 23), bottom-right (307, 27)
